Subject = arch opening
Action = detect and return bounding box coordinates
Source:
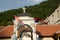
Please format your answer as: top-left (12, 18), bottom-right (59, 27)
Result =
top-left (17, 24), bottom-right (33, 40)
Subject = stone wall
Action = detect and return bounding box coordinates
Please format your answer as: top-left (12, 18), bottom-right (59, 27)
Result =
top-left (45, 5), bottom-right (60, 24)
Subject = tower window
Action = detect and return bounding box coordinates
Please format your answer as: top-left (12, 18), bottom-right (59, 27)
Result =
top-left (52, 15), bottom-right (54, 17)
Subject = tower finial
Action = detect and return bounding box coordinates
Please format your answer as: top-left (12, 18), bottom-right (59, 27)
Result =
top-left (22, 7), bottom-right (26, 13)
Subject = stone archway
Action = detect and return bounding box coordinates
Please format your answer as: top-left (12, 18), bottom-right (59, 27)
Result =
top-left (17, 24), bottom-right (33, 40)
top-left (17, 24), bottom-right (33, 32)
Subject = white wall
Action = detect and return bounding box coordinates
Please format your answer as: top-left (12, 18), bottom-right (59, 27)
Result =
top-left (42, 37), bottom-right (54, 40)
top-left (18, 16), bottom-right (34, 24)
top-left (13, 16), bottom-right (37, 40)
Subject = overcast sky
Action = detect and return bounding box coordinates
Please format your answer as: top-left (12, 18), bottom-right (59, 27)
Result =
top-left (0, 0), bottom-right (45, 12)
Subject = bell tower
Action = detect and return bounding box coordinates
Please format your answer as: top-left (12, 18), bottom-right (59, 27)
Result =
top-left (22, 7), bottom-right (26, 13)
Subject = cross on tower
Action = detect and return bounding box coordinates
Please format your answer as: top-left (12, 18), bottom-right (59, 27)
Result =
top-left (22, 7), bottom-right (26, 13)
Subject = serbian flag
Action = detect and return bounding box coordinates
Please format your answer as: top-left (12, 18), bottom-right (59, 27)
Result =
top-left (34, 17), bottom-right (48, 24)
top-left (34, 18), bottom-right (44, 22)
top-left (14, 15), bottom-right (24, 26)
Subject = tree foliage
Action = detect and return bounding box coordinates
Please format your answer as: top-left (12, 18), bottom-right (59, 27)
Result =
top-left (0, 0), bottom-right (60, 26)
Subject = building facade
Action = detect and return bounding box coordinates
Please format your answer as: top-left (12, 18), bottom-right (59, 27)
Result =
top-left (45, 5), bottom-right (60, 24)
top-left (0, 7), bottom-right (60, 40)
top-left (12, 7), bottom-right (38, 40)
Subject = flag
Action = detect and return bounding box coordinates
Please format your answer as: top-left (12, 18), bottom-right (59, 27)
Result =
top-left (34, 17), bottom-right (44, 22)
top-left (14, 15), bottom-right (19, 22)
top-left (34, 18), bottom-right (39, 22)
top-left (14, 15), bottom-right (24, 26)
top-left (34, 17), bottom-right (47, 24)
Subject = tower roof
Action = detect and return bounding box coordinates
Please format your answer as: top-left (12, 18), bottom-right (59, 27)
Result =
top-left (17, 13), bottom-right (32, 17)
top-left (20, 13), bottom-right (32, 16)
top-left (17, 7), bottom-right (32, 17)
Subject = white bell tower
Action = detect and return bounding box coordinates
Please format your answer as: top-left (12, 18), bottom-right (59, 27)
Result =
top-left (12, 7), bottom-right (37, 40)
top-left (22, 7), bottom-right (26, 13)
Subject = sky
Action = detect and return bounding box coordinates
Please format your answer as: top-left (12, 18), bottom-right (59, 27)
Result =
top-left (0, 0), bottom-right (45, 12)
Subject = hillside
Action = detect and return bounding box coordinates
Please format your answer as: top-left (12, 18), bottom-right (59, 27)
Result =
top-left (0, 0), bottom-right (60, 26)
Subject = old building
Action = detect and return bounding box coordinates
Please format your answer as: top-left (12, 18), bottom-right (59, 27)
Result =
top-left (0, 7), bottom-right (60, 40)
top-left (45, 5), bottom-right (60, 24)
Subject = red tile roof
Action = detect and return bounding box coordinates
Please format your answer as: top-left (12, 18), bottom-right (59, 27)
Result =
top-left (0, 26), bottom-right (6, 31)
top-left (36, 25), bottom-right (60, 36)
top-left (0, 25), bottom-right (14, 37)
top-left (0, 25), bottom-right (60, 37)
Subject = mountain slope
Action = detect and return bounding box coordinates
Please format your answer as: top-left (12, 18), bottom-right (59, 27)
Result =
top-left (0, 0), bottom-right (60, 26)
